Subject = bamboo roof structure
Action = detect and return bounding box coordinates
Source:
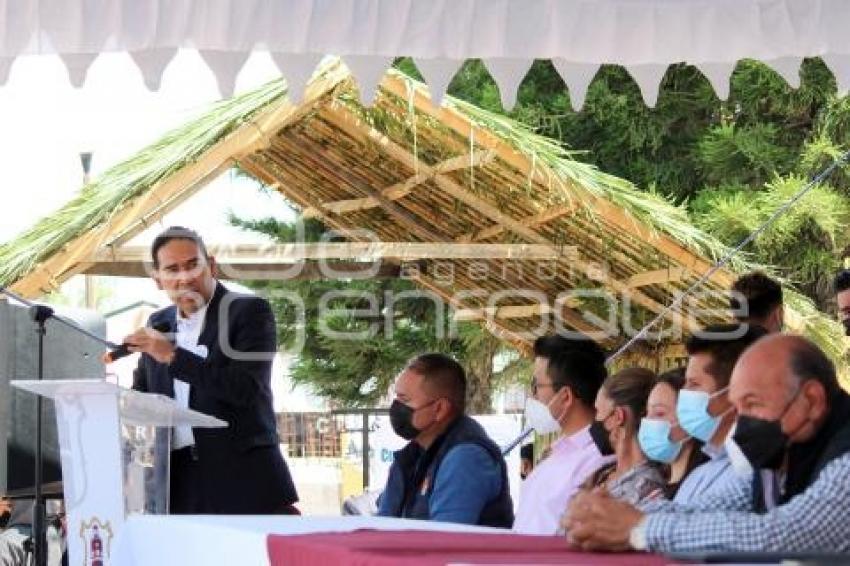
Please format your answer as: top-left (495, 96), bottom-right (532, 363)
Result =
top-left (0, 59), bottom-right (845, 361)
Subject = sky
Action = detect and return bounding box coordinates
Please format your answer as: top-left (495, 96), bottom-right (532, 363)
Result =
top-left (0, 49), bottom-right (322, 410)
top-left (0, 48), bottom-right (295, 243)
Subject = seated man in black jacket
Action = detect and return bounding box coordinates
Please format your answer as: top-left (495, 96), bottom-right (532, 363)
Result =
top-left (377, 353), bottom-right (514, 527)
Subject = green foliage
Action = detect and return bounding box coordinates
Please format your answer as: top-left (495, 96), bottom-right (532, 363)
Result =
top-left (281, 277), bottom-right (456, 406)
top-left (696, 123), bottom-right (796, 186)
top-left (420, 55), bottom-right (850, 313)
top-left (690, 186), bottom-right (761, 247)
top-left (692, 174), bottom-right (850, 300)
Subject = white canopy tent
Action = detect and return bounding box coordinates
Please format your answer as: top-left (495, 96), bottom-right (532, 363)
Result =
top-left (2, 0), bottom-right (850, 107)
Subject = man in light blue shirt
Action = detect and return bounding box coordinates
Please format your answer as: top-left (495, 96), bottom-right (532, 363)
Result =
top-left (653, 273), bottom-right (783, 506)
top-left (667, 443), bottom-right (741, 506)
top-left (642, 324), bottom-right (766, 511)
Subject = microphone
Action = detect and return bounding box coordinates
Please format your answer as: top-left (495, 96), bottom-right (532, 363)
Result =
top-left (104, 321), bottom-right (172, 363)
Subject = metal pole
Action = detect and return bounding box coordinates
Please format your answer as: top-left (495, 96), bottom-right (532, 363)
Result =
top-left (31, 306), bottom-right (50, 566)
top-left (361, 412), bottom-right (369, 490)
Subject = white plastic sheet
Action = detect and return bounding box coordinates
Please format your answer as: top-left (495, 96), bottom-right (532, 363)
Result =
top-left (2, 0), bottom-right (849, 106)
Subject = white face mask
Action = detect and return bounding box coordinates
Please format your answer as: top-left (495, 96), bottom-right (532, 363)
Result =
top-left (724, 423), bottom-right (754, 478)
top-left (524, 397), bottom-right (562, 434)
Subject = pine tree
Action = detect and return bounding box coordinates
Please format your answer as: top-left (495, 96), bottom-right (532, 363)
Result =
top-left (420, 57), bottom-right (850, 310)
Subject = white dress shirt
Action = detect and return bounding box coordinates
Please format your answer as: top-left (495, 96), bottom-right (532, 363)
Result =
top-left (172, 304), bottom-right (208, 450)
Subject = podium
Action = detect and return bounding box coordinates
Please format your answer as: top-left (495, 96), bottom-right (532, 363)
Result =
top-left (11, 379), bottom-right (226, 566)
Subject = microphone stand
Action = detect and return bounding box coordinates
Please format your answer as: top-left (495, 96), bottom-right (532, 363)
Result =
top-left (30, 304), bottom-right (50, 566)
top-left (0, 284), bottom-right (120, 566)
top-left (501, 427), bottom-right (534, 456)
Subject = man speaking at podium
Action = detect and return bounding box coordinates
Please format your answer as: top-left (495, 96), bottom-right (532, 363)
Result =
top-left (111, 226), bottom-right (298, 515)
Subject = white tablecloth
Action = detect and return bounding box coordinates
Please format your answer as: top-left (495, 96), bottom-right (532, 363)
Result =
top-left (111, 515), bottom-right (502, 566)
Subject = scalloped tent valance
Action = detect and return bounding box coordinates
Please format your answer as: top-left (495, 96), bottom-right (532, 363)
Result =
top-left (3, 0), bottom-right (850, 107)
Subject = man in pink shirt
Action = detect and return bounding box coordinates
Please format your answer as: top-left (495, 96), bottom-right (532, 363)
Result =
top-left (513, 334), bottom-right (615, 535)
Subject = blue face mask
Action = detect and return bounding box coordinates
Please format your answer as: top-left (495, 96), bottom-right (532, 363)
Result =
top-left (676, 388), bottom-right (728, 442)
top-left (638, 418), bottom-right (683, 463)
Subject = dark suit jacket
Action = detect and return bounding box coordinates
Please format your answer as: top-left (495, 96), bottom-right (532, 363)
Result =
top-left (132, 282), bottom-right (298, 513)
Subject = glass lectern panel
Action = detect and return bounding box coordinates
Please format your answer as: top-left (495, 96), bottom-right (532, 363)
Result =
top-left (120, 414), bottom-right (171, 515)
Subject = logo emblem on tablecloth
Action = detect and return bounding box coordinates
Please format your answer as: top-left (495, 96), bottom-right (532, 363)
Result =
top-left (79, 518), bottom-right (113, 566)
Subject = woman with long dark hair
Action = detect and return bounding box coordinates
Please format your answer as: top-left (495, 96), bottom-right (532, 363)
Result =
top-left (638, 368), bottom-right (708, 499)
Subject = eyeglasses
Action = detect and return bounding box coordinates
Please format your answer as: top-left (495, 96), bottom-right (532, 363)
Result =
top-left (531, 380), bottom-right (555, 396)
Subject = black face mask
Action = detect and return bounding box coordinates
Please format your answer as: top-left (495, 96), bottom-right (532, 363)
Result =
top-left (733, 389), bottom-right (803, 470)
top-left (842, 318), bottom-right (850, 337)
top-left (389, 399), bottom-right (438, 441)
top-left (733, 415), bottom-right (790, 470)
top-left (589, 419), bottom-right (615, 456)
top-left (389, 400), bottom-right (420, 440)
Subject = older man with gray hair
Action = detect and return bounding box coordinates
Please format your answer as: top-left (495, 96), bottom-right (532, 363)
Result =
top-left (563, 333), bottom-right (850, 555)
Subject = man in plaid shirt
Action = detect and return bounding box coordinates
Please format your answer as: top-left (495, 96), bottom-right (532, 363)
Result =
top-left (563, 333), bottom-right (850, 554)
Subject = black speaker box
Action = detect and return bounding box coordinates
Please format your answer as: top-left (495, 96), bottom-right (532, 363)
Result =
top-left (0, 298), bottom-right (105, 494)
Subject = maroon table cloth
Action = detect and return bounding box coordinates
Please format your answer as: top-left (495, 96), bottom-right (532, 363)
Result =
top-left (267, 529), bottom-right (676, 565)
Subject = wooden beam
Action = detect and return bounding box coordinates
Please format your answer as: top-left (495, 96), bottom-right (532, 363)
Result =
top-left (434, 151), bottom-right (497, 174)
top-left (299, 107), bottom-right (601, 340)
top-left (279, 135), bottom-right (449, 242)
top-left (379, 72), bottom-right (735, 289)
top-left (410, 274), bottom-right (532, 351)
top-left (239, 154), bottom-right (362, 241)
top-left (10, 61), bottom-right (352, 298)
top-left (591, 200), bottom-right (735, 288)
top-left (92, 242), bottom-right (566, 263)
top-left (243, 150), bottom-right (544, 349)
top-left (321, 104), bottom-right (576, 256)
top-left (452, 295), bottom-right (585, 322)
top-left (451, 300), bottom-right (614, 343)
top-left (323, 104), bottom-right (561, 248)
top-left (100, 160), bottom-right (231, 251)
top-left (84, 260), bottom-right (407, 281)
top-left (302, 171), bottom-right (429, 219)
top-left (457, 204), bottom-right (576, 243)
top-left (324, 101), bottom-right (696, 332)
top-left (454, 304), bottom-right (554, 322)
top-left (302, 149), bottom-right (495, 219)
top-left (626, 267), bottom-right (687, 288)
